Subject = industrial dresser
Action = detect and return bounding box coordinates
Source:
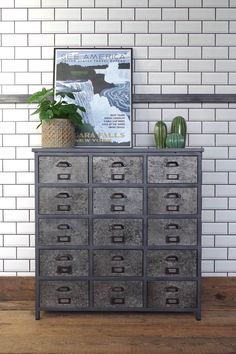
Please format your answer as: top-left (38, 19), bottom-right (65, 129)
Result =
top-left (33, 148), bottom-right (203, 320)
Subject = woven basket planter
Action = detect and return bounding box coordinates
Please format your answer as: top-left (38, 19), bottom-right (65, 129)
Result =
top-left (41, 119), bottom-right (76, 148)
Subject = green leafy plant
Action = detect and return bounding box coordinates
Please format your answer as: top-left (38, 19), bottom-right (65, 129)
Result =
top-left (27, 87), bottom-right (86, 129)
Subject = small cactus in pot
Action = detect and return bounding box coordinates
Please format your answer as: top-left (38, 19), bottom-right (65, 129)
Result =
top-left (171, 116), bottom-right (187, 147)
top-left (166, 133), bottom-right (185, 148)
top-left (154, 121), bottom-right (167, 148)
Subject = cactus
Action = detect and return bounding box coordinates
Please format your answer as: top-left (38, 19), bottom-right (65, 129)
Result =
top-left (171, 116), bottom-right (187, 147)
top-left (154, 121), bottom-right (167, 148)
top-left (166, 133), bottom-right (185, 148)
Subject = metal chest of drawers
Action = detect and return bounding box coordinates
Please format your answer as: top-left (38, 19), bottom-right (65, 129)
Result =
top-left (33, 148), bottom-right (203, 320)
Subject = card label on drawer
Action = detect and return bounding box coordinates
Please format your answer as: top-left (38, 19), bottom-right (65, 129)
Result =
top-left (57, 266), bottom-right (72, 274)
top-left (57, 205), bottom-right (71, 212)
top-left (167, 174), bottom-right (179, 180)
top-left (165, 267), bottom-right (179, 275)
top-left (57, 236), bottom-right (71, 243)
top-left (166, 205), bottom-right (179, 212)
top-left (166, 236), bottom-right (180, 244)
top-left (110, 297), bottom-right (125, 305)
top-left (58, 297), bottom-right (71, 305)
top-left (166, 298), bottom-right (179, 305)
top-left (112, 266), bottom-right (125, 274)
top-left (111, 205), bottom-right (125, 212)
top-left (111, 173), bottom-right (125, 181)
top-left (57, 173), bottom-right (71, 181)
top-left (112, 236), bottom-right (125, 244)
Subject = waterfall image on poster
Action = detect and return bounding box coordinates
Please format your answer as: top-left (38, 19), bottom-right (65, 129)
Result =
top-left (54, 48), bottom-right (132, 147)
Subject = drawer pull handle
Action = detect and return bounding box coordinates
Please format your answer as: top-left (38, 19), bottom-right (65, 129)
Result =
top-left (166, 298), bottom-right (179, 305)
top-left (166, 161), bottom-right (179, 167)
top-left (57, 265), bottom-right (72, 274)
top-left (57, 235), bottom-right (71, 243)
top-left (166, 236), bottom-right (180, 244)
top-left (57, 205), bottom-right (71, 212)
top-left (56, 161), bottom-right (72, 168)
top-left (112, 236), bottom-right (125, 244)
top-left (56, 286), bottom-right (71, 292)
top-left (112, 287), bottom-right (124, 292)
top-left (57, 173), bottom-right (71, 181)
top-left (166, 205), bottom-right (179, 212)
top-left (112, 255), bottom-right (124, 261)
top-left (165, 192), bottom-right (181, 199)
top-left (111, 205), bottom-right (125, 212)
top-left (110, 192), bottom-right (127, 199)
top-left (56, 192), bottom-right (71, 199)
top-left (165, 267), bottom-right (179, 275)
top-left (56, 254), bottom-right (73, 261)
top-left (58, 297), bottom-right (71, 305)
top-left (111, 173), bottom-right (125, 181)
top-left (57, 223), bottom-right (70, 230)
top-left (165, 223), bottom-right (180, 230)
top-left (111, 161), bottom-right (125, 168)
top-left (111, 297), bottom-right (125, 305)
top-left (167, 174), bottom-right (179, 180)
top-left (111, 224), bottom-right (124, 230)
top-left (165, 286), bottom-right (179, 293)
top-left (165, 255), bottom-right (178, 262)
top-left (112, 266), bottom-right (125, 274)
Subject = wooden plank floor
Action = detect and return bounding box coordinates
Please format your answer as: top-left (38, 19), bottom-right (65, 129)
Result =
top-left (0, 278), bottom-right (236, 354)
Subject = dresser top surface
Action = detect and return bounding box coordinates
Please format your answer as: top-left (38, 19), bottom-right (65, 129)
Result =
top-left (33, 147), bottom-right (203, 154)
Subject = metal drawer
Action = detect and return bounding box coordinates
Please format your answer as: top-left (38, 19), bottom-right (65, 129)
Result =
top-left (147, 250), bottom-right (197, 277)
top-left (148, 187), bottom-right (197, 215)
top-left (93, 250), bottom-right (143, 277)
top-left (93, 281), bottom-right (143, 308)
top-left (148, 281), bottom-right (197, 308)
top-left (148, 218), bottom-right (197, 246)
top-left (38, 156), bottom-right (88, 183)
top-left (148, 156), bottom-right (197, 184)
top-left (39, 250), bottom-right (88, 277)
top-left (40, 281), bottom-right (89, 308)
top-left (39, 187), bottom-right (88, 215)
top-left (38, 218), bottom-right (88, 246)
top-left (92, 156), bottom-right (143, 183)
top-left (93, 188), bottom-right (143, 215)
top-left (93, 219), bottom-right (143, 246)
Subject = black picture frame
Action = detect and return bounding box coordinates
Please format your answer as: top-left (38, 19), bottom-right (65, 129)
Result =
top-left (54, 48), bottom-right (132, 148)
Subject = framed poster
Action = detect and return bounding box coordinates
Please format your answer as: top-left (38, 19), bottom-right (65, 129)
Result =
top-left (54, 48), bottom-right (132, 147)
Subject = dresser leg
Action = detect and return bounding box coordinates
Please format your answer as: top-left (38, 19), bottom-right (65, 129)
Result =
top-left (35, 310), bottom-right (40, 320)
top-left (195, 309), bottom-right (201, 321)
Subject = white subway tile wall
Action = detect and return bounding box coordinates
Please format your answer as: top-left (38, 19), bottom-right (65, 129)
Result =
top-left (0, 1), bottom-right (235, 276)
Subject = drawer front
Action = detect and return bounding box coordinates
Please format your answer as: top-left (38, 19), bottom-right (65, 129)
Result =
top-left (93, 219), bottom-right (143, 246)
top-left (39, 250), bottom-right (88, 277)
top-left (93, 281), bottom-right (143, 308)
top-left (39, 218), bottom-right (88, 246)
top-left (93, 156), bottom-right (143, 183)
top-left (39, 187), bottom-right (88, 215)
top-left (148, 156), bottom-right (197, 184)
top-left (147, 250), bottom-right (197, 277)
top-left (93, 188), bottom-right (143, 215)
top-left (148, 218), bottom-right (197, 246)
top-left (40, 281), bottom-right (89, 308)
top-left (148, 187), bottom-right (197, 215)
top-left (39, 156), bottom-right (88, 183)
top-left (148, 281), bottom-right (197, 309)
top-left (93, 250), bottom-right (143, 277)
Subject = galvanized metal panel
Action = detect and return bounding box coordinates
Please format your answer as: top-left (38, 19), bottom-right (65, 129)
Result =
top-left (94, 281), bottom-right (143, 308)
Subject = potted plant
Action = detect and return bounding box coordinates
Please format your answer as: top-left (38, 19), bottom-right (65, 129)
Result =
top-left (27, 87), bottom-right (86, 148)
